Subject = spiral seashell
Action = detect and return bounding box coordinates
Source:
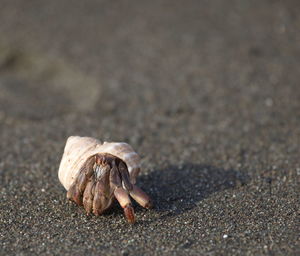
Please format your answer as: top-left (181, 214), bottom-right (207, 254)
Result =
top-left (58, 136), bottom-right (152, 223)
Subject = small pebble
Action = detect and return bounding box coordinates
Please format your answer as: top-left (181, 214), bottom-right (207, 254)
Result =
top-left (265, 98), bottom-right (273, 107)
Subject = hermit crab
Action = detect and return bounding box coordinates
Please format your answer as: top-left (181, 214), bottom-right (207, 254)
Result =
top-left (58, 136), bottom-right (153, 223)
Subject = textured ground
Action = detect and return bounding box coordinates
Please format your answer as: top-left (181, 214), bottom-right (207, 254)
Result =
top-left (0, 0), bottom-right (299, 255)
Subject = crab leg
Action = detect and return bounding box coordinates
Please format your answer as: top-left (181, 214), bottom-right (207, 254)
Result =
top-left (67, 184), bottom-right (82, 206)
top-left (118, 161), bottom-right (153, 209)
top-left (67, 156), bottom-right (95, 205)
top-left (118, 161), bottom-right (133, 191)
top-left (83, 180), bottom-right (95, 214)
top-left (129, 185), bottom-right (153, 209)
top-left (109, 161), bottom-right (122, 188)
top-left (114, 187), bottom-right (135, 224)
top-left (93, 163), bottom-right (111, 215)
top-left (110, 161), bottom-right (135, 223)
top-left (77, 156), bottom-right (96, 192)
top-left (92, 180), bottom-right (107, 216)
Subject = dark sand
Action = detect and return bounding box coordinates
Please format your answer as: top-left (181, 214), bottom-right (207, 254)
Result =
top-left (0, 1), bottom-right (299, 255)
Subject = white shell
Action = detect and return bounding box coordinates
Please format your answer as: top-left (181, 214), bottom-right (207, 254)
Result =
top-left (58, 136), bottom-right (141, 190)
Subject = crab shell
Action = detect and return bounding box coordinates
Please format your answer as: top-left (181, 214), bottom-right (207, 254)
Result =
top-left (58, 136), bottom-right (141, 191)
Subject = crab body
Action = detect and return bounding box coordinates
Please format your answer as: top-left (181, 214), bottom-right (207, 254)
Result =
top-left (58, 136), bottom-right (152, 223)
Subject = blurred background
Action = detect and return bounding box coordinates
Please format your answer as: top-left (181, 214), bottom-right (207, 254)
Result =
top-left (0, 0), bottom-right (299, 255)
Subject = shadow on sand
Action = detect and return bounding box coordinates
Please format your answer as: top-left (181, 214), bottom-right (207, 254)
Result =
top-left (137, 163), bottom-right (249, 217)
